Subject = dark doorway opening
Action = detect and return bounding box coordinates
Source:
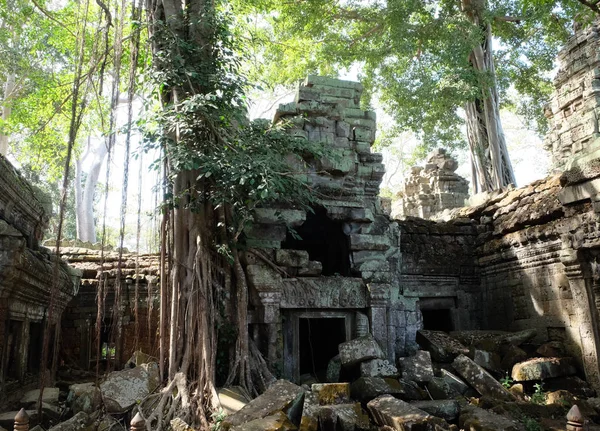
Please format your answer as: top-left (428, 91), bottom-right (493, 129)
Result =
top-left (422, 309), bottom-right (454, 332)
top-left (28, 322), bottom-right (43, 373)
top-left (299, 318), bottom-right (346, 381)
top-left (282, 207), bottom-right (351, 276)
top-left (6, 320), bottom-right (23, 379)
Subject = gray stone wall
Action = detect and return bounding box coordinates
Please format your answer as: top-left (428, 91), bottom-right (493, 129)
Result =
top-left (544, 21), bottom-right (600, 170)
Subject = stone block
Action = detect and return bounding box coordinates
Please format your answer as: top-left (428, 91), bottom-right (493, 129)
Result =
top-left (21, 388), bottom-right (59, 407)
top-left (360, 358), bottom-right (398, 378)
top-left (275, 249), bottom-right (309, 268)
top-left (397, 350), bottom-right (435, 384)
top-left (229, 411), bottom-right (296, 431)
top-left (452, 355), bottom-right (514, 401)
top-left (416, 330), bottom-right (469, 362)
top-left (218, 387), bottom-right (250, 415)
top-left (472, 349), bottom-right (502, 374)
top-left (410, 400), bottom-right (460, 422)
top-left (350, 377), bottom-right (416, 403)
top-left (500, 345), bottom-right (528, 371)
top-left (246, 265), bottom-right (282, 289)
top-left (46, 412), bottom-right (92, 431)
top-left (338, 335), bottom-right (385, 366)
top-left (336, 121), bottom-right (351, 138)
top-left (367, 395), bottom-right (450, 430)
top-left (253, 209), bottom-right (306, 227)
top-left (459, 406), bottom-right (523, 431)
top-left (245, 224), bottom-right (287, 242)
top-left (427, 377), bottom-right (461, 400)
top-left (318, 403), bottom-right (371, 431)
top-left (297, 261), bottom-right (322, 277)
top-left (100, 362), bottom-right (160, 413)
top-left (310, 383), bottom-right (350, 405)
top-left (511, 357), bottom-right (577, 381)
top-left (223, 380), bottom-right (305, 429)
top-left (68, 383), bottom-right (101, 415)
top-left (440, 369), bottom-right (469, 395)
top-left (349, 234), bottom-right (389, 251)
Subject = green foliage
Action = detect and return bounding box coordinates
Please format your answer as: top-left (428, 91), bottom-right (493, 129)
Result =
top-left (232, 0), bottom-right (591, 151)
top-left (500, 373), bottom-right (514, 389)
top-left (522, 416), bottom-right (542, 431)
top-left (143, 6), bottom-right (324, 246)
top-left (210, 409), bottom-right (227, 431)
top-left (531, 382), bottom-right (546, 405)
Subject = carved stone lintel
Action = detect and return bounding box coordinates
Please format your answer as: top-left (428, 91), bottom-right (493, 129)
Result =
top-left (281, 278), bottom-right (367, 308)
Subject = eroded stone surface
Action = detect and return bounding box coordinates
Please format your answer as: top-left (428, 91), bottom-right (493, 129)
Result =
top-left (338, 335), bottom-right (384, 367)
top-left (367, 395), bottom-right (450, 430)
top-left (453, 354), bottom-right (514, 401)
top-left (511, 357), bottom-right (577, 381)
top-left (21, 388), bottom-right (59, 407)
top-left (410, 400), bottom-right (460, 422)
top-left (360, 358), bottom-right (398, 378)
top-left (416, 330), bottom-right (469, 362)
top-left (100, 362), bottom-right (160, 412)
top-left (223, 380), bottom-right (305, 429)
top-left (230, 411), bottom-right (297, 431)
top-left (397, 350), bottom-right (435, 383)
top-left (459, 406), bottom-right (523, 431)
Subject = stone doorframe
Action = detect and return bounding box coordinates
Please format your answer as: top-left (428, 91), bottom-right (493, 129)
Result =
top-left (282, 310), bottom-right (354, 382)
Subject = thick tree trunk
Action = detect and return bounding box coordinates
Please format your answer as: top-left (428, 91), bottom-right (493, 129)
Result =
top-left (462, 0), bottom-right (516, 193)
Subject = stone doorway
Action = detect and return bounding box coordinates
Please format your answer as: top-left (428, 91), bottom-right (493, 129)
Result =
top-left (284, 310), bottom-right (353, 382)
top-left (420, 297), bottom-right (456, 332)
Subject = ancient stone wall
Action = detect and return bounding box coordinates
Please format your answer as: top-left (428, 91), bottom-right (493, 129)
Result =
top-left (545, 21), bottom-right (600, 170)
top-left (393, 149), bottom-right (469, 219)
top-left (56, 247), bottom-right (160, 369)
top-left (0, 156), bottom-right (80, 397)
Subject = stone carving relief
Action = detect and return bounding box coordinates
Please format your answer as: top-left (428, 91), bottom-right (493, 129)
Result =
top-left (280, 278), bottom-right (367, 308)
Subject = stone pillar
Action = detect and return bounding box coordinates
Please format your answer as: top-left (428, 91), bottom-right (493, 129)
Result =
top-left (17, 318), bottom-right (30, 381)
top-left (368, 283), bottom-right (391, 360)
top-left (257, 290), bottom-right (282, 371)
top-left (560, 246), bottom-right (600, 390)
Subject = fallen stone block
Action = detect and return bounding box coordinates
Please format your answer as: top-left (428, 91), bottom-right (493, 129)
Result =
top-left (350, 377), bottom-right (425, 403)
top-left (68, 383), bottom-right (102, 415)
top-left (359, 358), bottom-right (398, 378)
top-left (427, 377), bottom-right (461, 400)
top-left (536, 341), bottom-right (566, 358)
top-left (416, 330), bottom-right (469, 362)
top-left (230, 411), bottom-right (296, 431)
top-left (397, 350), bottom-right (434, 383)
top-left (100, 362), bottom-right (160, 413)
top-left (544, 376), bottom-right (595, 398)
top-left (440, 369), bottom-right (469, 395)
top-left (275, 249), bottom-right (309, 267)
top-left (511, 357), bottom-right (577, 381)
top-left (311, 383), bottom-right (350, 405)
top-left (338, 335), bottom-right (384, 367)
top-left (452, 330), bottom-right (537, 353)
top-left (218, 387), bottom-right (251, 415)
top-left (367, 395), bottom-right (450, 430)
top-left (318, 403), bottom-right (371, 431)
top-left (223, 380), bottom-right (305, 430)
top-left (452, 354), bottom-right (514, 401)
top-left (21, 388), bottom-right (59, 407)
top-left (410, 400), bottom-right (460, 422)
top-left (458, 406), bottom-right (523, 431)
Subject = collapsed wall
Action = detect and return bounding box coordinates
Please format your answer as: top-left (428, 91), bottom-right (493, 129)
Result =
top-left (0, 155), bottom-right (80, 396)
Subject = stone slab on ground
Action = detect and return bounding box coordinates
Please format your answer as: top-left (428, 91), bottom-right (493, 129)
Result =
top-left (100, 362), bottom-right (160, 413)
top-left (218, 387), bottom-right (251, 415)
top-left (440, 369), bottom-right (469, 395)
top-left (397, 350), bottom-right (434, 383)
top-left (223, 380), bottom-right (305, 429)
top-left (229, 411), bottom-right (296, 431)
top-left (350, 377), bottom-right (405, 403)
top-left (410, 400), bottom-right (460, 422)
top-left (427, 377), bottom-right (461, 400)
top-left (452, 354), bottom-right (514, 401)
top-left (500, 345), bottom-right (528, 371)
top-left (459, 406), bottom-right (523, 431)
top-left (416, 330), bottom-right (469, 362)
top-left (69, 383), bottom-right (101, 415)
top-left (359, 358), bottom-right (398, 378)
top-left (338, 335), bottom-right (384, 366)
top-left (511, 357), bottom-right (577, 381)
top-left (21, 388), bottom-right (60, 407)
top-left (367, 395), bottom-right (450, 430)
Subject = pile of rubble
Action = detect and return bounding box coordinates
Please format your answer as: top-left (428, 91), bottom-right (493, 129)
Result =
top-left (222, 330), bottom-right (600, 430)
top-left (0, 354), bottom-right (159, 431)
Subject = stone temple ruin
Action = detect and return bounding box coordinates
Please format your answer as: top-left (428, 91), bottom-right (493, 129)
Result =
top-left (8, 22), bottom-right (600, 431)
